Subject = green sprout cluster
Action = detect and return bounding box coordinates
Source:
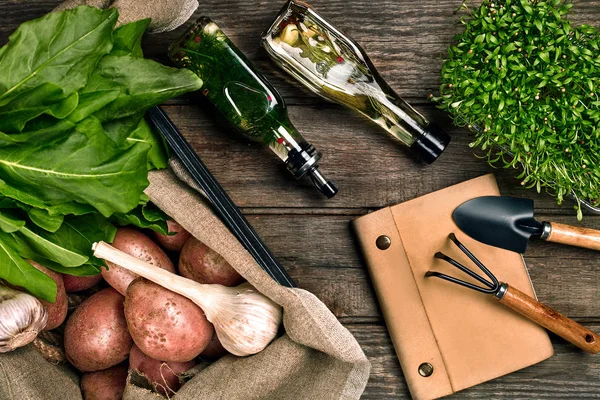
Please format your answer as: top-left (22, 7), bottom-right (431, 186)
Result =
top-left (433, 0), bottom-right (600, 219)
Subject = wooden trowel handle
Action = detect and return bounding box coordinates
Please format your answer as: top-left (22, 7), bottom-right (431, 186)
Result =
top-left (546, 222), bottom-right (600, 251)
top-left (498, 284), bottom-right (600, 354)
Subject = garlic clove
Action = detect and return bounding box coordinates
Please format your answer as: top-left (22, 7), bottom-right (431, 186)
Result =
top-left (0, 285), bottom-right (48, 353)
top-left (279, 24), bottom-right (300, 46)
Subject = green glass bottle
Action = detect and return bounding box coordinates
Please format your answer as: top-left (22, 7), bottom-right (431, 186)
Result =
top-left (169, 17), bottom-right (337, 198)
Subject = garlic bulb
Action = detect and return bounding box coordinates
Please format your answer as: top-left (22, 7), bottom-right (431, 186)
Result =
top-left (204, 282), bottom-right (282, 356)
top-left (0, 284), bottom-right (48, 353)
top-left (93, 241), bottom-right (282, 357)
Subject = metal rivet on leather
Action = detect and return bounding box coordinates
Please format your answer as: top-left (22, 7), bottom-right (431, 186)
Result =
top-left (418, 363), bottom-right (434, 377)
top-left (376, 235), bottom-right (391, 250)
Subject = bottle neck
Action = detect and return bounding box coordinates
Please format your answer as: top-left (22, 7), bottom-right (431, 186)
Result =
top-left (263, 121), bottom-right (320, 180)
top-left (266, 115), bottom-right (337, 198)
top-left (265, 122), bottom-right (304, 162)
top-left (367, 82), bottom-right (429, 146)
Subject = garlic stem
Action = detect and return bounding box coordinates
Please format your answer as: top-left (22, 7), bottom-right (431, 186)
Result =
top-left (0, 285), bottom-right (48, 353)
top-left (93, 242), bottom-right (217, 308)
top-left (93, 242), bottom-right (282, 356)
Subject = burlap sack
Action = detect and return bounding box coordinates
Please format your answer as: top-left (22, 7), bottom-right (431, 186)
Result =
top-left (0, 164), bottom-right (370, 399)
top-left (53, 0), bottom-right (199, 33)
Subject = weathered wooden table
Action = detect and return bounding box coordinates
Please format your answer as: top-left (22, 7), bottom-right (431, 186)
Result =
top-left (2, 0), bottom-right (599, 398)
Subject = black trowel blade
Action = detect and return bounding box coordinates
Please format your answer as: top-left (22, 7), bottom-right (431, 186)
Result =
top-left (452, 196), bottom-right (544, 254)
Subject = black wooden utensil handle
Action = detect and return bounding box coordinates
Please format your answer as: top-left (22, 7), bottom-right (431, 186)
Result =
top-left (146, 106), bottom-right (296, 288)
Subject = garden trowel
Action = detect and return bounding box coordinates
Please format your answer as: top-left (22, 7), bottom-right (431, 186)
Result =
top-left (453, 196), bottom-right (600, 253)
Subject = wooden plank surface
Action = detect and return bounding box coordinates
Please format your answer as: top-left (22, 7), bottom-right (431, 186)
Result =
top-left (2, 0), bottom-right (600, 398)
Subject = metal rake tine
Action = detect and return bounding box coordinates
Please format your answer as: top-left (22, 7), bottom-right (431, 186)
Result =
top-left (434, 252), bottom-right (496, 289)
top-left (448, 233), bottom-right (499, 288)
top-left (424, 271), bottom-right (497, 293)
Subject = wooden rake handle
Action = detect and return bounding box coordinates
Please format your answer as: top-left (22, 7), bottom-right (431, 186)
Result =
top-left (546, 222), bottom-right (600, 251)
top-left (498, 284), bottom-right (600, 354)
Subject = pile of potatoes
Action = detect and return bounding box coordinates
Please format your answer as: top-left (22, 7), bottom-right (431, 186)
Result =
top-left (40, 221), bottom-right (244, 399)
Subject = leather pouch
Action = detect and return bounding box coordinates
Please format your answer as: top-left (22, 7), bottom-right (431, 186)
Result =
top-left (352, 174), bottom-right (554, 399)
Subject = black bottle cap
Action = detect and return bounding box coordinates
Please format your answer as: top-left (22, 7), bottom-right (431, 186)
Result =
top-left (411, 123), bottom-right (451, 164)
top-left (309, 168), bottom-right (338, 198)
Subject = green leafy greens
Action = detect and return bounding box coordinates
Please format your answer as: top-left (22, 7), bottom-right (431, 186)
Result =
top-left (0, 7), bottom-right (203, 301)
top-left (434, 0), bottom-right (600, 219)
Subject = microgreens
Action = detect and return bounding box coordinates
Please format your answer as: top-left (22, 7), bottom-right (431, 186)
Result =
top-left (432, 0), bottom-right (600, 219)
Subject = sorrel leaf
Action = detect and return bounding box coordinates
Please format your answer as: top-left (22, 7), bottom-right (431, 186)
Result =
top-left (17, 226), bottom-right (89, 267)
top-left (0, 7), bottom-right (117, 123)
top-left (0, 209), bottom-right (88, 267)
top-left (90, 55), bottom-right (203, 122)
top-left (0, 89), bottom-right (79, 133)
top-left (111, 202), bottom-right (169, 235)
top-left (0, 117), bottom-right (150, 217)
top-left (124, 118), bottom-right (169, 170)
top-left (34, 213), bottom-right (117, 267)
top-left (27, 208), bottom-right (64, 233)
top-left (111, 19), bottom-right (150, 57)
top-left (0, 232), bottom-right (56, 302)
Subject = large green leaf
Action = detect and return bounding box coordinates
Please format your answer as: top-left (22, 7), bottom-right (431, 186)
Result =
top-left (0, 88), bottom-right (79, 133)
top-left (102, 116), bottom-right (168, 170)
top-left (0, 209), bottom-right (25, 233)
top-left (111, 201), bottom-right (169, 234)
top-left (111, 19), bottom-right (150, 57)
top-left (66, 19), bottom-right (152, 124)
top-left (71, 54), bottom-right (201, 125)
top-left (20, 256), bottom-right (100, 277)
top-left (125, 118), bottom-right (169, 170)
top-left (68, 90), bottom-right (119, 124)
top-left (0, 119), bottom-right (75, 147)
top-left (17, 227), bottom-right (88, 267)
top-left (103, 114), bottom-right (145, 146)
top-left (90, 55), bottom-right (203, 122)
top-left (0, 209), bottom-right (87, 267)
top-left (35, 213), bottom-right (117, 267)
top-left (0, 7), bottom-right (117, 123)
top-left (0, 196), bottom-right (64, 232)
top-left (0, 116), bottom-right (150, 217)
top-left (0, 209), bottom-right (114, 282)
top-left (27, 208), bottom-right (64, 233)
top-left (0, 231), bottom-right (56, 302)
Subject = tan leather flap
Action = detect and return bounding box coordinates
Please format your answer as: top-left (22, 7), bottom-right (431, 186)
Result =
top-left (353, 207), bottom-right (453, 400)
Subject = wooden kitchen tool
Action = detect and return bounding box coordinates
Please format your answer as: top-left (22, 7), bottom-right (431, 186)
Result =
top-left (427, 233), bottom-right (600, 354)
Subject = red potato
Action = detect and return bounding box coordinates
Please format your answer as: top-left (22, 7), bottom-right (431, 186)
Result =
top-left (153, 220), bottom-right (191, 252)
top-left (125, 278), bottom-right (213, 362)
top-left (178, 237), bottom-right (243, 286)
top-left (80, 364), bottom-right (128, 400)
top-left (64, 288), bottom-right (133, 372)
top-left (200, 331), bottom-right (228, 360)
top-left (62, 273), bottom-right (103, 293)
top-left (102, 227), bottom-right (175, 295)
top-left (129, 344), bottom-right (195, 396)
top-left (28, 260), bottom-right (68, 330)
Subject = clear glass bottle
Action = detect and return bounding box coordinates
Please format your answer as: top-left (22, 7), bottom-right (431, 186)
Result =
top-left (262, 0), bottom-right (450, 163)
top-left (169, 17), bottom-right (337, 198)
